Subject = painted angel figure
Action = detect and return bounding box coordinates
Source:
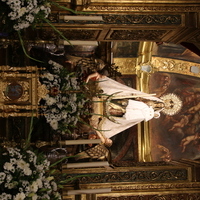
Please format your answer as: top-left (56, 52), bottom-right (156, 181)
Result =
top-left (86, 72), bottom-right (182, 146)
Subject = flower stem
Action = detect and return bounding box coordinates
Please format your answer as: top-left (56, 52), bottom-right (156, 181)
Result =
top-left (17, 31), bottom-right (44, 63)
top-left (42, 17), bottom-right (72, 45)
top-left (50, 1), bottom-right (94, 14)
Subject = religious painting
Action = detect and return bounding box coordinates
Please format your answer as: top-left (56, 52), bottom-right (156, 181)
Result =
top-left (149, 72), bottom-right (200, 161)
top-left (152, 42), bottom-right (200, 64)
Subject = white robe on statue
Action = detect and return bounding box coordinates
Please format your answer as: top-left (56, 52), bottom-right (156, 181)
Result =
top-left (97, 76), bottom-right (163, 138)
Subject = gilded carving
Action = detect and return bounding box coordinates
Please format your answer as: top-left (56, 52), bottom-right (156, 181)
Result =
top-left (113, 58), bottom-right (137, 74)
top-left (58, 15), bottom-right (181, 25)
top-left (84, 5), bottom-right (200, 12)
top-left (97, 193), bottom-right (200, 200)
top-left (111, 182), bottom-right (200, 191)
top-left (64, 168), bottom-right (188, 184)
top-left (0, 66), bottom-right (43, 117)
top-left (37, 81), bottom-right (49, 104)
top-left (38, 29), bottom-right (58, 41)
top-left (110, 30), bottom-right (167, 41)
top-left (48, 13), bottom-right (59, 23)
top-left (61, 30), bottom-right (97, 40)
top-left (151, 57), bottom-right (200, 78)
top-left (102, 15), bottom-right (181, 25)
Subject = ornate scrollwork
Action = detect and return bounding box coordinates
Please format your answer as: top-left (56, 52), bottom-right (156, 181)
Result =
top-left (61, 30), bottom-right (97, 40)
top-left (151, 57), bottom-right (200, 78)
top-left (97, 193), bottom-right (200, 200)
top-left (48, 12), bottom-right (59, 23)
top-left (64, 168), bottom-right (188, 184)
top-left (58, 14), bottom-right (181, 25)
top-left (84, 5), bottom-right (200, 13)
top-left (37, 29), bottom-right (59, 41)
top-left (110, 30), bottom-right (167, 41)
top-left (102, 15), bottom-right (181, 25)
top-left (112, 182), bottom-right (200, 191)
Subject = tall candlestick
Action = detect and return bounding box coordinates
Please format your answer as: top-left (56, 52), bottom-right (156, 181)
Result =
top-left (66, 161), bottom-right (109, 168)
top-left (59, 40), bottom-right (98, 46)
top-left (60, 15), bottom-right (103, 21)
top-left (67, 188), bottom-right (111, 195)
top-left (59, 139), bottom-right (101, 145)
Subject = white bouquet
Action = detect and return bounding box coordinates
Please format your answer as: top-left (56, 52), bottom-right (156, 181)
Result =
top-left (0, 147), bottom-right (62, 200)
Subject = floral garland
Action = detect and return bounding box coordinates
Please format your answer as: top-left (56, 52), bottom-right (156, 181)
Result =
top-left (0, 147), bottom-right (61, 200)
top-left (41, 60), bottom-right (90, 134)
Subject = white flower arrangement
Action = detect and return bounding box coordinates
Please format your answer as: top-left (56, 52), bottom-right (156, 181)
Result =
top-left (1, 0), bottom-right (51, 31)
top-left (0, 147), bottom-right (62, 200)
top-left (41, 60), bottom-right (90, 134)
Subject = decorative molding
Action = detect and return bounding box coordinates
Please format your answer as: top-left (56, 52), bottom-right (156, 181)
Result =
top-left (97, 193), bottom-right (200, 200)
top-left (64, 168), bottom-right (188, 184)
top-left (113, 58), bottom-right (137, 74)
top-left (58, 14), bottom-right (181, 25)
top-left (111, 182), bottom-right (200, 191)
top-left (151, 57), bottom-right (200, 78)
top-left (61, 30), bottom-right (97, 40)
top-left (0, 66), bottom-right (44, 117)
top-left (109, 30), bottom-right (167, 40)
top-left (103, 15), bottom-right (181, 25)
top-left (84, 5), bottom-right (200, 12)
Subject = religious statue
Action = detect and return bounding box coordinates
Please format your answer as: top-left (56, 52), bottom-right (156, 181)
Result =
top-left (86, 72), bottom-right (182, 146)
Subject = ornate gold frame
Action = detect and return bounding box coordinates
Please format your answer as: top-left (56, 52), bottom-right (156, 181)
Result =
top-left (0, 65), bottom-right (48, 117)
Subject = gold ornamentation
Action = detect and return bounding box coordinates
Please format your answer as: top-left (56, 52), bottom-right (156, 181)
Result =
top-left (102, 15), bottom-right (181, 25)
top-left (113, 58), bottom-right (137, 74)
top-left (151, 57), bottom-right (200, 78)
top-left (84, 5), bottom-right (200, 12)
top-left (160, 93), bottom-right (182, 116)
top-left (74, 144), bottom-right (110, 161)
top-left (0, 65), bottom-right (43, 117)
top-left (37, 81), bottom-right (49, 104)
top-left (111, 182), bottom-right (200, 191)
top-left (110, 30), bottom-right (167, 40)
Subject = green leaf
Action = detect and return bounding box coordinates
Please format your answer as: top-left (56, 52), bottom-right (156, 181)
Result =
top-left (49, 156), bottom-right (69, 168)
top-left (24, 113), bottom-right (34, 149)
top-left (17, 31), bottom-right (44, 63)
top-left (50, 1), bottom-right (94, 14)
top-left (58, 184), bottom-right (64, 188)
top-left (42, 18), bottom-right (72, 45)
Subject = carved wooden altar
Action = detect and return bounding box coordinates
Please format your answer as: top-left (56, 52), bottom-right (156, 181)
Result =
top-left (1, 0), bottom-right (200, 199)
top-left (32, 0), bottom-right (200, 51)
top-left (61, 159), bottom-right (200, 200)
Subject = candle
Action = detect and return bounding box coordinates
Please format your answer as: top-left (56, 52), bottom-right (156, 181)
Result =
top-left (59, 139), bottom-right (101, 145)
top-left (67, 188), bottom-right (111, 195)
top-left (66, 161), bottom-right (109, 168)
top-left (60, 15), bottom-right (103, 21)
top-left (59, 40), bottom-right (98, 46)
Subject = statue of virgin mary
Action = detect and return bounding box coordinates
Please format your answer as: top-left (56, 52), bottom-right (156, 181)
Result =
top-left (86, 72), bottom-right (182, 145)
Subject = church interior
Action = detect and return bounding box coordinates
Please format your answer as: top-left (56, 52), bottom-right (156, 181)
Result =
top-left (1, 0), bottom-right (200, 199)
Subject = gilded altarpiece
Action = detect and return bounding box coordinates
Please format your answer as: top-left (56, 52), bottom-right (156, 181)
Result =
top-left (0, 65), bottom-right (47, 117)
